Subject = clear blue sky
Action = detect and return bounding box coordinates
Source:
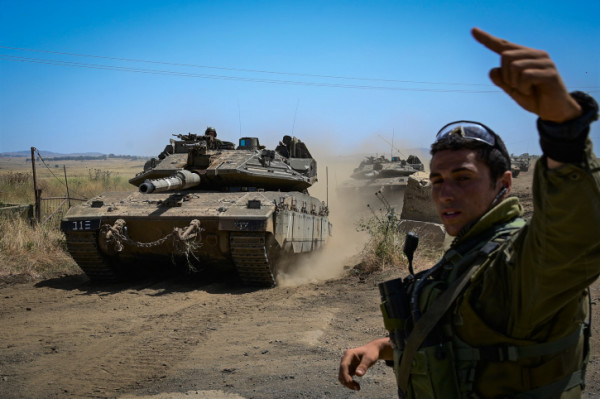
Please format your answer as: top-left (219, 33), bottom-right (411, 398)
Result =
top-left (1, 0), bottom-right (598, 158)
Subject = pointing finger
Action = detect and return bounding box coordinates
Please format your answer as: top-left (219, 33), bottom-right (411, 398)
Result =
top-left (471, 27), bottom-right (524, 55)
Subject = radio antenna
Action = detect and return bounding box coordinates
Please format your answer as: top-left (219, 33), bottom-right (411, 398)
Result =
top-left (291, 99), bottom-right (299, 135)
top-left (391, 129), bottom-right (394, 159)
top-left (326, 166), bottom-right (329, 207)
top-left (237, 100), bottom-right (242, 138)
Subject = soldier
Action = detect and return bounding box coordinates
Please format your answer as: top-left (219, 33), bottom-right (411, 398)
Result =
top-left (338, 28), bottom-right (599, 398)
top-left (203, 126), bottom-right (223, 149)
top-left (275, 136), bottom-right (291, 158)
top-left (205, 126), bottom-right (217, 138)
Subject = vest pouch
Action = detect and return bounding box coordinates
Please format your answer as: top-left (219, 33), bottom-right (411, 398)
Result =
top-left (408, 340), bottom-right (461, 399)
top-left (379, 278), bottom-right (411, 350)
top-left (405, 280), bottom-right (461, 398)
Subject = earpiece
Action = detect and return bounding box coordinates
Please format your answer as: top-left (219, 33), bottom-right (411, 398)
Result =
top-left (491, 186), bottom-right (508, 207)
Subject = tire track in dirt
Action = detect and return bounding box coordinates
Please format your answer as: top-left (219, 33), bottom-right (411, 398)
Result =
top-left (0, 278), bottom-right (252, 398)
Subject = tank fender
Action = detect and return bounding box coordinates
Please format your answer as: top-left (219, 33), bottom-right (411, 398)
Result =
top-left (274, 209), bottom-right (294, 250)
top-left (274, 210), bottom-right (330, 253)
top-left (293, 213), bottom-right (313, 252)
top-left (312, 216), bottom-right (332, 250)
top-left (312, 216), bottom-right (323, 250)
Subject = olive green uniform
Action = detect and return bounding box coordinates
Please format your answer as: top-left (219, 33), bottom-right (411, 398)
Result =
top-left (455, 138), bottom-right (600, 397)
top-left (398, 137), bottom-right (600, 398)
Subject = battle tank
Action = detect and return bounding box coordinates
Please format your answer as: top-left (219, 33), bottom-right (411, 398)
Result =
top-left (350, 154), bottom-right (423, 180)
top-left (510, 155), bottom-right (531, 178)
top-left (337, 154), bottom-right (423, 212)
top-left (61, 132), bottom-right (332, 287)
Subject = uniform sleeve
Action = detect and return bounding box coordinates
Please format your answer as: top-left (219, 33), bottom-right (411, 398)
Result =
top-left (515, 137), bottom-right (600, 334)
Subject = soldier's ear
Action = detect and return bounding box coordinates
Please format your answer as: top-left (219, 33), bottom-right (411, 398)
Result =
top-left (501, 170), bottom-right (512, 192)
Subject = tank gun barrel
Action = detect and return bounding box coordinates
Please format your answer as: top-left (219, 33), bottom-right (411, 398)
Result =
top-left (139, 170), bottom-right (201, 193)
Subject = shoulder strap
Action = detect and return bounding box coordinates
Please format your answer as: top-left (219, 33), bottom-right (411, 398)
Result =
top-left (397, 240), bottom-right (501, 395)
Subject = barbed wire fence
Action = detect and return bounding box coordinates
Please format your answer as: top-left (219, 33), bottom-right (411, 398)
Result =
top-left (30, 147), bottom-right (88, 226)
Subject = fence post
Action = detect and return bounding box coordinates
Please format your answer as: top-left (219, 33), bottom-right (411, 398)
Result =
top-left (30, 147), bottom-right (41, 223)
top-left (63, 165), bottom-right (72, 208)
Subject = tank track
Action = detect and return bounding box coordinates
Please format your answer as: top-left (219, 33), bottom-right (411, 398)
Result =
top-left (64, 230), bottom-right (118, 281)
top-left (229, 233), bottom-right (276, 287)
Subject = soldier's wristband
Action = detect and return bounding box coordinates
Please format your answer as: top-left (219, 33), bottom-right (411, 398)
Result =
top-left (537, 91), bottom-right (599, 163)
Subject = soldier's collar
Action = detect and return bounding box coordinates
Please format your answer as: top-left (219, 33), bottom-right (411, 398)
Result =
top-left (452, 197), bottom-right (523, 246)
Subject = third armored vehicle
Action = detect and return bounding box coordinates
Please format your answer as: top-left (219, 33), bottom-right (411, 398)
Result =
top-left (510, 155), bottom-right (531, 178)
top-left (61, 132), bottom-right (332, 287)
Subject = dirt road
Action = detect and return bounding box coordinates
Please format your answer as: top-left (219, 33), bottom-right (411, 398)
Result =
top-left (0, 268), bottom-right (404, 399)
top-left (1, 166), bottom-right (599, 399)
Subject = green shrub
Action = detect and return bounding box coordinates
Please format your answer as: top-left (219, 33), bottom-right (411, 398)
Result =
top-left (356, 206), bottom-right (405, 273)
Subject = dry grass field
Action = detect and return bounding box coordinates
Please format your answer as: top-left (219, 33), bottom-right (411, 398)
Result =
top-left (0, 156), bottom-right (145, 280)
top-left (0, 156), bottom-right (144, 204)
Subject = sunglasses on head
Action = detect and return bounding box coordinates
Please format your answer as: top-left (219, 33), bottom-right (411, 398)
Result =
top-left (435, 120), bottom-right (498, 147)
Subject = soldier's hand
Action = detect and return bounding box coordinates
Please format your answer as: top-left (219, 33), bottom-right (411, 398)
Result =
top-left (472, 27), bottom-right (582, 123)
top-left (338, 338), bottom-right (392, 391)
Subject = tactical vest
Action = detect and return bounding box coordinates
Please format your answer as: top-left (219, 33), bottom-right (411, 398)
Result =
top-left (380, 218), bottom-right (591, 399)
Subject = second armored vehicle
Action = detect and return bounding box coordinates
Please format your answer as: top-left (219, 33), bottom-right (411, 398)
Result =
top-left (338, 154), bottom-right (423, 212)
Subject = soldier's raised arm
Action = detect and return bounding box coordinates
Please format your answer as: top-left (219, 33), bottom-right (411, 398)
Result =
top-left (471, 27), bottom-right (599, 169)
top-left (471, 28), bottom-right (581, 123)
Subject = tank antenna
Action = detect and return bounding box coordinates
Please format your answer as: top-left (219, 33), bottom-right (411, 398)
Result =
top-left (326, 166), bottom-right (329, 207)
top-left (378, 134), bottom-right (406, 159)
top-left (291, 99), bottom-right (299, 135)
top-left (391, 129), bottom-right (394, 160)
top-left (237, 100), bottom-right (242, 138)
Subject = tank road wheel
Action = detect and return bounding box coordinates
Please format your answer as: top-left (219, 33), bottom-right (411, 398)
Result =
top-left (229, 232), bottom-right (281, 287)
top-left (64, 230), bottom-right (120, 281)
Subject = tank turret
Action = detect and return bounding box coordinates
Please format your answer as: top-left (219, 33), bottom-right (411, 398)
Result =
top-left (129, 135), bottom-right (316, 191)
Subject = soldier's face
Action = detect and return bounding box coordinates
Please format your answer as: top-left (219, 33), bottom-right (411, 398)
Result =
top-left (429, 149), bottom-right (506, 236)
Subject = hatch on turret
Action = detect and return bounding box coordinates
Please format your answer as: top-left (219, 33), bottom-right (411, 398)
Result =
top-left (238, 137), bottom-right (262, 150)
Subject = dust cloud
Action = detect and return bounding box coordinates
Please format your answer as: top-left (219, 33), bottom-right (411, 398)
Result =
top-left (276, 153), bottom-right (371, 287)
top-left (275, 133), bottom-right (426, 287)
